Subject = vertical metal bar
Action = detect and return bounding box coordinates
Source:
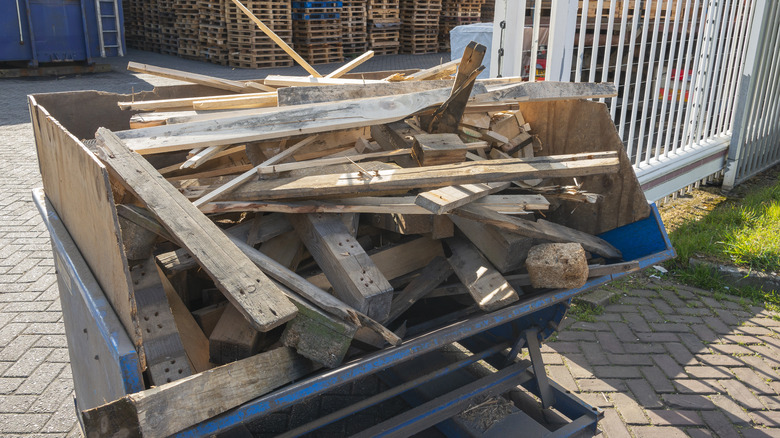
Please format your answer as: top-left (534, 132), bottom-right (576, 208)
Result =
top-left (644, 0), bottom-right (677, 163)
top-left (524, 328), bottom-right (555, 409)
top-left (529, 0), bottom-right (543, 82)
top-left (626, 0), bottom-right (654, 161)
top-left (701, 0), bottom-right (733, 140)
top-left (657, 0), bottom-right (687, 157)
top-left (115, 0), bottom-right (124, 56)
top-left (514, 0), bottom-right (528, 78)
top-left (765, 10), bottom-right (780, 165)
top-left (610, 0), bottom-right (632, 118)
top-left (693, 0), bottom-right (725, 144)
top-left (15, 0), bottom-right (24, 43)
top-left (618, 0), bottom-right (643, 144)
top-left (718, 0), bottom-right (752, 133)
top-left (636, 0), bottom-right (668, 167)
top-left (600, 0), bottom-right (618, 103)
top-left (546, 0), bottom-right (579, 82)
top-left (668, 0), bottom-right (703, 155)
top-left (575, 0), bottom-right (591, 82)
top-left (722, 0), bottom-right (770, 189)
top-left (95, 0), bottom-right (106, 57)
top-left (588, 0), bottom-right (605, 83)
top-left (679, 0), bottom-right (712, 151)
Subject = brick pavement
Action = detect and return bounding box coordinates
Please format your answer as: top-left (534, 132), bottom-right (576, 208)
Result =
top-left (1, 49), bottom-right (779, 437)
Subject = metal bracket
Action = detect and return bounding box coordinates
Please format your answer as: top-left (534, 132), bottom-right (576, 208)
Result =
top-left (524, 327), bottom-right (555, 409)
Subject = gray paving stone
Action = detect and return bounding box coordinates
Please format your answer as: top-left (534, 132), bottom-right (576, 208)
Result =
top-left (710, 394), bottom-right (753, 425)
top-left (719, 379), bottom-right (765, 411)
top-left (673, 379), bottom-right (720, 395)
top-left (662, 394), bottom-right (716, 410)
top-left (644, 409), bottom-right (704, 426)
top-left (731, 367), bottom-right (775, 395)
top-left (600, 409), bottom-right (631, 438)
top-left (625, 378), bottom-right (663, 408)
top-left (652, 354), bottom-right (686, 378)
top-left (641, 366), bottom-right (675, 393)
top-left (630, 426), bottom-right (689, 438)
top-left (612, 392), bottom-right (648, 424)
top-left (701, 409), bottom-right (741, 437)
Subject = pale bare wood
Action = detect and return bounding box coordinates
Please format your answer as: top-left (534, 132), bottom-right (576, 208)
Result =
top-left (158, 145), bottom-right (245, 175)
top-left (446, 237), bottom-right (521, 312)
top-left (199, 194), bottom-right (549, 215)
top-left (192, 93), bottom-right (278, 110)
top-left (209, 303), bottom-right (262, 364)
top-left (228, 153), bottom-right (621, 201)
top-left (230, 0), bottom-right (322, 77)
top-left (80, 347), bottom-right (318, 438)
top-left (167, 163), bottom-right (254, 181)
top-left (276, 80), bottom-right (477, 107)
top-left (126, 61), bottom-right (271, 93)
top-left (265, 75), bottom-right (385, 87)
top-left (325, 50), bottom-right (375, 78)
top-left (115, 88), bottom-right (454, 154)
top-left (158, 266), bottom-right (214, 373)
top-left (415, 182), bottom-right (510, 215)
top-left (256, 148), bottom-right (411, 176)
top-left (407, 58), bottom-right (461, 80)
top-left (450, 215), bottom-right (533, 273)
top-left (95, 128), bottom-right (298, 332)
top-left (180, 145), bottom-right (227, 169)
top-left (119, 92), bottom-right (275, 112)
top-left (194, 135), bottom-right (318, 208)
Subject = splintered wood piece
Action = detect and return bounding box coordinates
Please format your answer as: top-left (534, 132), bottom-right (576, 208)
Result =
top-left (230, 0), bottom-right (321, 77)
top-left (291, 213), bottom-right (394, 321)
top-left (194, 135), bottom-right (318, 208)
top-left (425, 42), bottom-right (487, 133)
top-left (326, 51), bottom-right (375, 78)
top-left (228, 153), bottom-right (620, 201)
top-left (126, 62), bottom-right (270, 93)
top-left (209, 303), bottom-right (263, 365)
top-left (199, 195), bottom-right (549, 215)
top-left (81, 347), bottom-right (318, 438)
top-left (450, 215), bottom-right (534, 274)
top-left (115, 88), bottom-right (453, 154)
top-left (415, 182), bottom-right (510, 215)
top-left (446, 237), bottom-right (521, 312)
top-left (451, 203), bottom-right (622, 259)
top-left (411, 133), bottom-right (486, 166)
top-left (131, 257), bottom-right (192, 385)
top-left (385, 256), bottom-right (453, 325)
top-left (95, 128), bottom-right (297, 332)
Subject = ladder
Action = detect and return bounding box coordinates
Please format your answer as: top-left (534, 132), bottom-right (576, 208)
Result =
top-left (95, 0), bottom-right (124, 57)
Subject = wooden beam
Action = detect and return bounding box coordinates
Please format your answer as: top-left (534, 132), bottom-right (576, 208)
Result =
top-left (446, 237), bottom-right (520, 312)
top-left (415, 183), bottom-right (509, 215)
top-left (276, 80), bottom-right (486, 106)
top-left (115, 88), bottom-right (454, 154)
top-left (229, 0), bottom-right (322, 77)
top-left (265, 75), bottom-right (386, 87)
top-left (384, 257), bottom-right (453, 325)
top-left (209, 303), bottom-right (263, 364)
top-left (80, 347), bottom-right (318, 438)
top-left (193, 135), bottom-right (318, 208)
top-left (192, 93), bottom-right (278, 110)
top-left (473, 81), bottom-right (618, 104)
top-left (291, 213), bottom-right (394, 321)
top-left (228, 153), bottom-right (621, 201)
top-left (95, 128), bottom-right (298, 332)
top-left (118, 93), bottom-right (275, 112)
top-left (126, 61), bottom-right (271, 93)
top-left (325, 50), bottom-right (375, 78)
top-left (199, 195), bottom-right (548, 215)
top-left (450, 215), bottom-right (533, 273)
top-left (451, 203), bottom-right (622, 259)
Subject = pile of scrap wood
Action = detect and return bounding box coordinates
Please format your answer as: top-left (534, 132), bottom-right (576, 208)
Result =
top-left (80, 42), bottom-right (650, 436)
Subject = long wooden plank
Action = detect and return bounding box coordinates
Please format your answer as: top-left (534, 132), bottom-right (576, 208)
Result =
top-left (325, 50), bottom-right (374, 78)
top-left (276, 81), bottom-right (487, 106)
top-left (192, 94), bottom-right (278, 110)
top-left (115, 88), bottom-right (454, 154)
top-left (230, 0), bottom-right (321, 77)
top-left (81, 347), bottom-right (318, 438)
top-left (95, 128), bottom-right (297, 332)
top-left (291, 213), bottom-right (394, 321)
top-left (446, 237), bottom-right (520, 312)
top-left (199, 194), bottom-right (548, 215)
top-left (228, 153), bottom-right (620, 201)
top-left (415, 182), bottom-right (510, 215)
top-left (255, 148), bottom-right (413, 176)
top-left (126, 62), bottom-right (271, 93)
top-left (193, 135), bottom-right (318, 208)
top-left (451, 203), bottom-right (622, 259)
top-left (473, 81), bottom-right (618, 104)
top-left (118, 92), bottom-right (276, 111)
top-left (265, 75), bottom-right (386, 87)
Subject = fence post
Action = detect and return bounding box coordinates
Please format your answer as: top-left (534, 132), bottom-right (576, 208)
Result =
top-left (545, 0), bottom-right (579, 82)
top-left (722, 0), bottom-right (770, 190)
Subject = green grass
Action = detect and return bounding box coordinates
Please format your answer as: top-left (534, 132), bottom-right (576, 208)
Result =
top-left (668, 180), bottom-right (780, 273)
top-left (664, 174), bottom-right (780, 308)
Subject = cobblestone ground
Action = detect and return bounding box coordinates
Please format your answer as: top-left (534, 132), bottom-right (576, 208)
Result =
top-left (1, 49), bottom-right (779, 437)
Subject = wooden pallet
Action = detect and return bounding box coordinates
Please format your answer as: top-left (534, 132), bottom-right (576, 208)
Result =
top-left (227, 0), bottom-right (293, 69)
top-left (295, 43), bottom-right (345, 64)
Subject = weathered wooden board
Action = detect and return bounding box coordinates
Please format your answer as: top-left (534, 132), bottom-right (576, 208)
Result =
top-left (450, 215), bottom-right (534, 273)
top-left (516, 99), bottom-right (651, 234)
top-left (446, 237), bottom-right (521, 312)
top-left (385, 256), bottom-right (453, 324)
top-left (276, 81), bottom-right (487, 106)
top-left (81, 347), bottom-right (318, 438)
top-left (95, 128), bottom-right (298, 332)
top-left (29, 97), bottom-right (145, 368)
top-left (291, 214), bottom-right (394, 321)
top-left (209, 304), bottom-right (263, 364)
top-left (127, 62), bottom-right (267, 93)
top-left (473, 82), bottom-right (618, 104)
top-left (228, 153), bottom-right (620, 201)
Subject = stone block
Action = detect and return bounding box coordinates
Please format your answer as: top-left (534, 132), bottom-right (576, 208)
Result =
top-left (525, 243), bottom-right (588, 289)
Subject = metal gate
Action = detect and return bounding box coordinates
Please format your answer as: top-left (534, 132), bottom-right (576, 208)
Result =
top-left (491, 0), bottom-right (780, 201)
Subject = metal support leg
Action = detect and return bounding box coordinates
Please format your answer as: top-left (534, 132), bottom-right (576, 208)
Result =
top-left (524, 327), bottom-right (555, 409)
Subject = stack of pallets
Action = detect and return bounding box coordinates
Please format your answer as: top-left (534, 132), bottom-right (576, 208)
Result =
top-left (292, 1), bottom-right (344, 64)
top-left (227, 0), bottom-right (295, 68)
top-left (141, 0), bottom-right (162, 52)
top-left (158, 0), bottom-right (180, 55)
top-left (341, 0), bottom-right (368, 57)
top-left (198, 0), bottom-right (229, 65)
top-left (122, 0), bottom-right (145, 50)
top-left (439, 0), bottom-right (482, 51)
top-left (480, 0), bottom-right (494, 22)
top-left (399, 0), bottom-right (441, 54)
top-left (367, 0), bottom-right (400, 55)
top-left (175, 0), bottom-right (201, 59)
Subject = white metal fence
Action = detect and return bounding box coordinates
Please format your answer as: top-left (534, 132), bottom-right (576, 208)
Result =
top-left (491, 0), bottom-right (780, 201)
